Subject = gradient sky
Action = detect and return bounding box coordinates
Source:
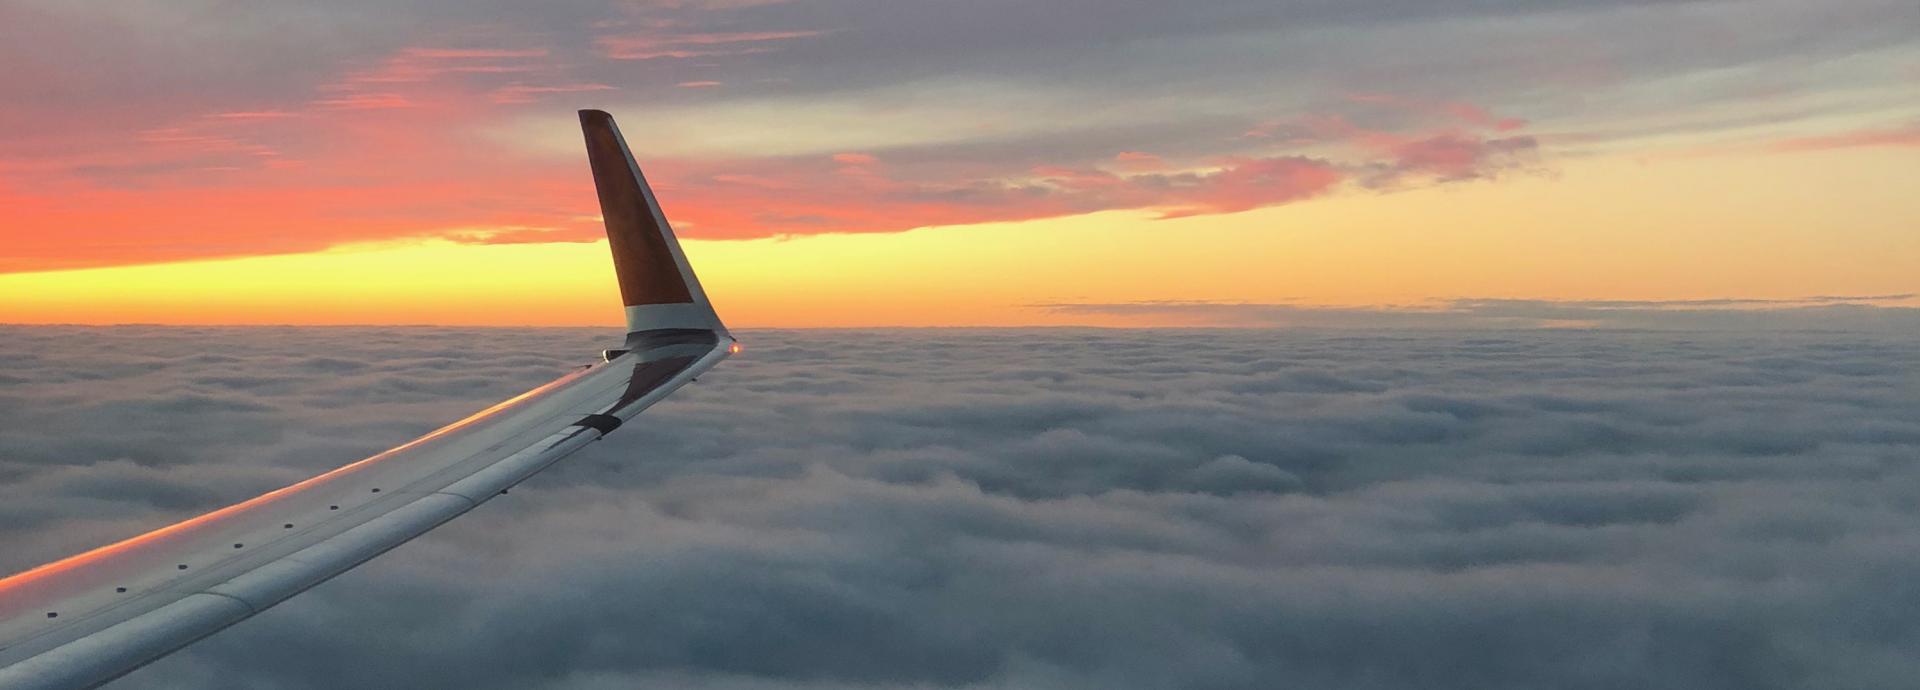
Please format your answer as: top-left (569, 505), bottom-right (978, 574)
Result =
top-left (0, 0), bottom-right (1915, 327)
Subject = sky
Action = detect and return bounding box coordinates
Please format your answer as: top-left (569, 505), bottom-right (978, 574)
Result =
top-left (3, 326), bottom-right (1919, 688)
top-left (0, 0), bottom-right (1916, 327)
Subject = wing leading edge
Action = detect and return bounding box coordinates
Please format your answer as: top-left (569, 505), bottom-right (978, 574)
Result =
top-left (0, 110), bottom-right (733, 690)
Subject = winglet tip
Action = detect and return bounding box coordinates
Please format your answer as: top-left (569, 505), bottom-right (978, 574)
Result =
top-left (579, 108), bottom-right (612, 124)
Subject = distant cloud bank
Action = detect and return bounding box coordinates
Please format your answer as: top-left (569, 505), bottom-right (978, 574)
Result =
top-left (1040, 295), bottom-right (1920, 331)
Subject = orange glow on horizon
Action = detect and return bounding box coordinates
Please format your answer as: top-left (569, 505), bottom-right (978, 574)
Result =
top-left (1, 146), bottom-right (1915, 328)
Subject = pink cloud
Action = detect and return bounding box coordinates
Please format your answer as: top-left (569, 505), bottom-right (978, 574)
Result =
top-left (1260, 102), bottom-right (1540, 185)
top-left (595, 30), bottom-right (824, 60)
top-left (641, 154), bottom-right (1345, 239)
top-left (398, 48), bottom-right (549, 59)
top-left (132, 126), bottom-right (283, 163)
top-left (1771, 124), bottom-right (1920, 152)
top-left (1112, 151), bottom-right (1169, 172)
top-left (489, 83), bottom-right (617, 104)
top-left (651, 30), bottom-right (825, 45)
top-left (210, 111), bottom-right (300, 121)
top-left (1151, 157), bottom-right (1344, 217)
top-left (337, 44), bottom-right (549, 86)
top-left (313, 93), bottom-right (417, 110)
top-left (1344, 92), bottom-right (1529, 131)
top-left (313, 33), bottom-right (562, 111)
top-left (1383, 133), bottom-right (1539, 181)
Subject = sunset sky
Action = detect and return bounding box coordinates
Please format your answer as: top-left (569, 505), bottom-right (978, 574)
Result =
top-left (1, 0), bottom-right (1915, 327)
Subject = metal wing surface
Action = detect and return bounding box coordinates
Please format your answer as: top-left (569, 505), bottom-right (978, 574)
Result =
top-left (0, 110), bottom-right (732, 690)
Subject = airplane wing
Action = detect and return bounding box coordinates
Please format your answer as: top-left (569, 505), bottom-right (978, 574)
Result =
top-left (0, 110), bottom-right (735, 690)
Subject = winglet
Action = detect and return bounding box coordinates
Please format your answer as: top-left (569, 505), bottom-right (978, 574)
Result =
top-left (580, 109), bottom-right (728, 339)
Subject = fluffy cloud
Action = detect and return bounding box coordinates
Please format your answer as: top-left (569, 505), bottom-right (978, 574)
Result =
top-left (3, 325), bottom-right (1919, 688)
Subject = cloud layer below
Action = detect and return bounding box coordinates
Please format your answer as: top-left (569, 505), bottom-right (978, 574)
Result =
top-left (2, 326), bottom-right (1919, 689)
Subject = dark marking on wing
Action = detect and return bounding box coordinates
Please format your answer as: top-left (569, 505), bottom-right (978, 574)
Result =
top-left (573, 414), bottom-right (623, 434)
top-left (614, 356), bottom-right (699, 411)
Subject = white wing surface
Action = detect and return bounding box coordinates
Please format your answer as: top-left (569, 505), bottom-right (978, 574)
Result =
top-left (0, 110), bottom-right (735, 690)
